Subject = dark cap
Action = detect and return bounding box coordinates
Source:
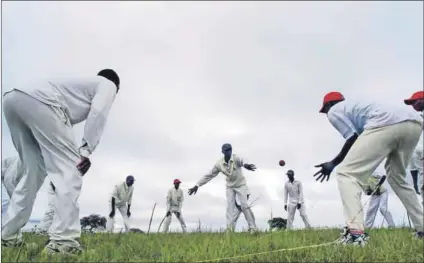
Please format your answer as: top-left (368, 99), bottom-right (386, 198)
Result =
top-left (222, 143), bottom-right (232, 151)
top-left (286, 170), bottom-right (294, 176)
top-left (126, 175), bottom-right (135, 181)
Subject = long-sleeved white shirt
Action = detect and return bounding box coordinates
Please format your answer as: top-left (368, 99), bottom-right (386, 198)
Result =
top-left (110, 181), bottom-right (134, 207)
top-left (1, 156), bottom-right (25, 197)
top-left (284, 180), bottom-right (304, 205)
top-left (196, 154), bottom-right (247, 189)
top-left (166, 187), bottom-right (184, 212)
top-left (14, 76), bottom-right (117, 157)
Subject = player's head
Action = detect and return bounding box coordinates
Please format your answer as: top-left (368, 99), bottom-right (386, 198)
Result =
top-left (98, 69), bottom-right (120, 92)
top-left (404, 91), bottom-right (424, 112)
top-left (173, 179), bottom-right (181, 189)
top-left (286, 169), bottom-right (295, 181)
top-left (126, 175), bottom-right (135, 187)
top-left (319, 92), bottom-right (345, 114)
top-left (221, 143), bottom-right (232, 158)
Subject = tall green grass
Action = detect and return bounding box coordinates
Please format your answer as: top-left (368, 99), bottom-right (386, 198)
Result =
top-left (1, 228), bottom-right (423, 262)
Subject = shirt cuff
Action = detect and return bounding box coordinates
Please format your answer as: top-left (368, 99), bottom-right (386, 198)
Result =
top-left (79, 147), bottom-right (91, 158)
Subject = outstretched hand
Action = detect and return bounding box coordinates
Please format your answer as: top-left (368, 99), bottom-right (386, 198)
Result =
top-left (313, 162), bottom-right (335, 182)
top-left (188, 185), bottom-right (199, 195)
top-left (243, 164), bottom-right (257, 171)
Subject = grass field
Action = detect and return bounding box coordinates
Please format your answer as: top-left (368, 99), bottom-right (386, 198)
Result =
top-left (1, 228), bottom-right (423, 262)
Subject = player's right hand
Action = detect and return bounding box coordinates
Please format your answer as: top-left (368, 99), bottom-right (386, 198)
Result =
top-left (188, 185), bottom-right (198, 195)
top-left (109, 210), bottom-right (115, 218)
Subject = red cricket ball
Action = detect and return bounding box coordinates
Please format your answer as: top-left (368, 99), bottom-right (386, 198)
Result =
top-left (279, 160), bottom-right (285, 167)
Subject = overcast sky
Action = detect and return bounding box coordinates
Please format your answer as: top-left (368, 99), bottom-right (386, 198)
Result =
top-left (1, 1), bottom-right (423, 232)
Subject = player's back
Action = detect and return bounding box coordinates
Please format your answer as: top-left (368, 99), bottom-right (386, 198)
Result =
top-left (15, 76), bottom-right (115, 125)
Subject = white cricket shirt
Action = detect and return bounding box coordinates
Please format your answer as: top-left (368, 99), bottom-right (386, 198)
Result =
top-left (110, 181), bottom-right (134, 206)
top-left (13, 76), bottom-right (117, 157)
top-left (284, 180), bottom-right (305, 205)
top-left (196, 154), bottom-right (247, 189)
top-left (327, 100), bottom-right (422, 139)
top-left (166, 187), bottom-right (184, 212)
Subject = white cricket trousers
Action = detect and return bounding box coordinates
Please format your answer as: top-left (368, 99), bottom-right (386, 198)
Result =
top-left (232, 198), bottom-right (256, 230)
top-left (2, 90), bottom-right (83, 247)
top-left (106, 205), bottom-right (131, 232)
top-left (286, 203), bottom-right (311, 229)
top-left (162, 211), bottom-right (187, 233)
top-left (410, 143), bottom-right (424, 207)
top-left (364, 191), bottom-right (395, 228)
top-left (37, 183), bottom-right (56, 232)
top-left (336, 121), bottom-right (424, 232)
top-left (226, 185), bottom-right (257, 231)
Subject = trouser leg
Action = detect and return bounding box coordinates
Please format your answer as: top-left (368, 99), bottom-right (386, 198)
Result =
top-left (298, 205), bottom-right (311, 228)
top-left (4, 91), bottom-right (84, 247)
top-left (384, 123), bottom-right (423, 232)
top-left (335, 124), bottom-right (407, 231)
top-left (163, 214), bottom-right (172, 233)
top-left (234, 186), bottom-right (256, 230)
top-left (226, 188), bottom-right (237, 231)
top-left (364, 196), bottom-right (380, 228)
top-left (1, 91), bottom-right (47, 242)
top-left (118, 206), bottom-right (130, 232)
top-left (176, 212), bottom-right (187, 233)
top-left (38, 181), bottom-right (56, 232)
top-left (378, 192), bottom-right (395, 227)
top-left (287, 204), bottom-right (296, 229)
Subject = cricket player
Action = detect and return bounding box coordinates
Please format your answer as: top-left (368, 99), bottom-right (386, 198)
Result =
top-left (1, 156), bottom-right (55, 236)
top-left (314, 91), bottom-right (424, 245)
top-left (283, 170), bottom-right (311, 229)
top-left (106, 175), bottom-right (135, 233)
top-left (188, 143), bottom-right (258, 233)
top-left (2, 69), bottom-right (120, 254)
top-left (232, 184), bottom-right (256, 230)
top-left (163, 179), bottom-right (187, 233)
top-left (362, 170), bottom-right (396, 228)
top-left (404, 91), bottom-right (424, 206)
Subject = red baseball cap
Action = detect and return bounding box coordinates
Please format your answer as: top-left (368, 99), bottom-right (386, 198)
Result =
top-left (173, 179), bottom-right (181, 184)
top-left (404, 91), bottom-right (424, 105)
top-left (319, 92), bottom-right (345, 113)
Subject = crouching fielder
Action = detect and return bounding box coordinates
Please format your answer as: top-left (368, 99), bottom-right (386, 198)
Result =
top-left (404, 91), bottom-right (424, 206)
top-left (2, 156), bottom-right (56, 236)
top-left (2, 69), bottom-right (120, 254)
top-left (106, 176), bottom-right (135, 233)
top-left (188, 143), bottom-right (258, 233)
top-left (284, 170), bottom-right (311, 229)
top-left (314, 92), bottom-right (424, 245)
top-left (163, 179), bottom-right (187, 233)
top-left (363, 170), bottom-right (395, 228)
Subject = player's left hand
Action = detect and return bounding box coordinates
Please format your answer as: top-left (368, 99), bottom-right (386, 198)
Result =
top-left (243, 164), bottom-right (257, 171)
top-left (77, 157), bottom-right (91, 175)
top-left (313, 161), bottom-right (335, 182)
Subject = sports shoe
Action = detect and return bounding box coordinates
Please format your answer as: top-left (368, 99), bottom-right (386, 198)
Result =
top-left (2, 239), bottom-right (24, 248)
top-left (415, 231), bottom-right (424, 240)
top-left (43, 240), bottom-right (83, 255)
top-left (335, 227), bottom-right (369, 247)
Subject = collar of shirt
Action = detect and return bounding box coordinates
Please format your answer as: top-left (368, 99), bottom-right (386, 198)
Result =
top-left (222, 155), bottom-right (235, 165)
